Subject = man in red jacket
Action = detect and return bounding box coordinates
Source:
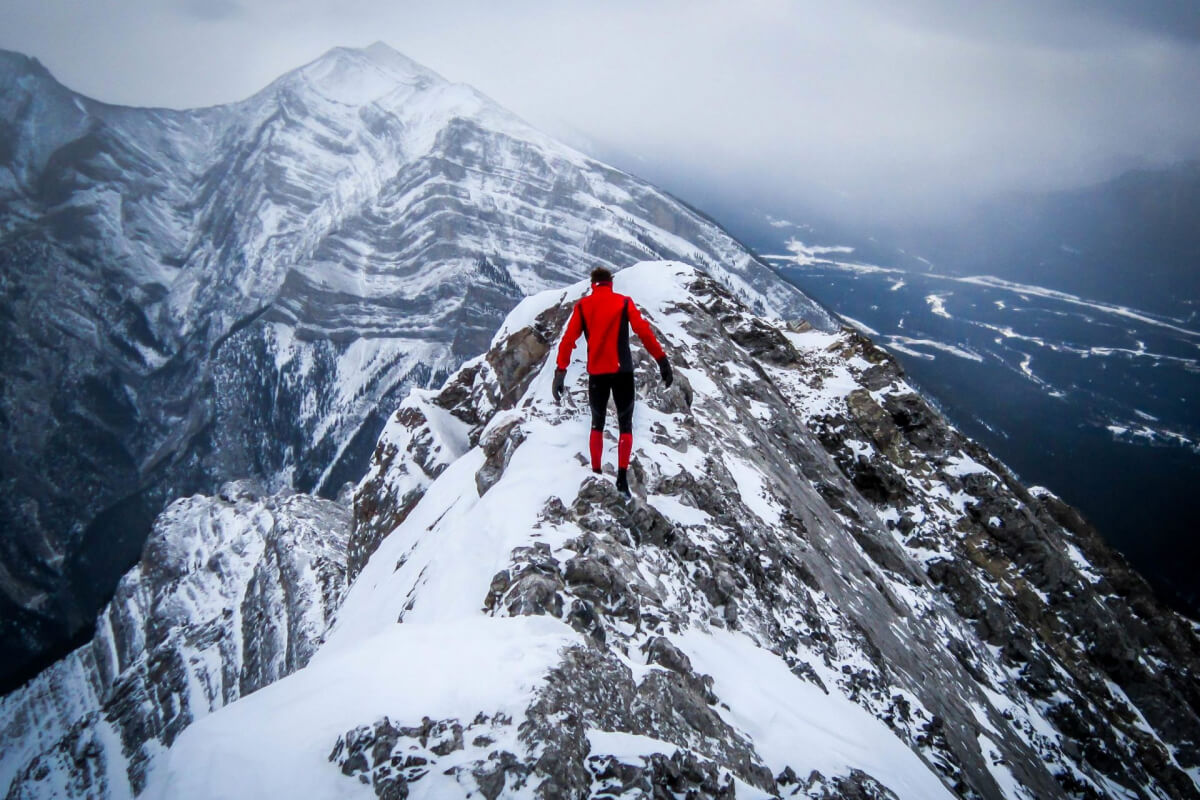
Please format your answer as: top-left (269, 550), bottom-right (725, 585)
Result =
top-left (552, 267), bottom-right (672, 496)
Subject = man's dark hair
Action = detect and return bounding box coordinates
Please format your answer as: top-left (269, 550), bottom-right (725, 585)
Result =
top-left (590, 267), bottom-right (613, 284)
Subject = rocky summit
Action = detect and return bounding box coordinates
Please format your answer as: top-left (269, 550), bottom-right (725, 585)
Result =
top-left (0, 43), bottom-right (831, 690)
top-left (5, 261), bottom-right (1195, 799)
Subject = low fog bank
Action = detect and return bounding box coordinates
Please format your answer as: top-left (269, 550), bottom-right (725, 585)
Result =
top-left (611, 149), bottom-right (1200, 319)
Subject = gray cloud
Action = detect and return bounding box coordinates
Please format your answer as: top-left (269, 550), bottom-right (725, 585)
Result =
top-left (874, 0), bottom-right (1200, 47)
top-left (2, 0), bottom-right (1197, 225)
top-left (176, 0), bottom-right (245, 22)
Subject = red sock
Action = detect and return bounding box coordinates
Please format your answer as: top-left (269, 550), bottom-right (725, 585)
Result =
top-left (589, 430), bottom-right (603, 471)
top-left (618, 433), bottom-right (632, 469)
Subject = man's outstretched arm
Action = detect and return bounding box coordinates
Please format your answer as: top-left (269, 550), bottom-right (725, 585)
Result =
top-left (628, 301), bottom-right (672, 386)
top-left (553, 303), bottom-right (585, 402)
top-left (626, 301), bottom-right (665, 360)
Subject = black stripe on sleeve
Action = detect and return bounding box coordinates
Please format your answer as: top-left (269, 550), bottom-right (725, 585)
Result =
top-left (618, 299), bottom-right (632, 372)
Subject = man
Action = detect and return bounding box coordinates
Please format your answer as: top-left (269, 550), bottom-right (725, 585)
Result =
top-left (552, 267), bottom-right (673, 496)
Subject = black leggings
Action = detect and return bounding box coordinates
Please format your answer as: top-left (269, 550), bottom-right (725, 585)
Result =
top-left (589, 372), bottom-right (635, 434)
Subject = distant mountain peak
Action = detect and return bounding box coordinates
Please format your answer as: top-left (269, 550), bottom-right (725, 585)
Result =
top-left (282, 42), bottom-right (448, 106)
top-left (360, 40), bottom-right (435, 72)
top-left (0, 49), bottom-right (59, 89)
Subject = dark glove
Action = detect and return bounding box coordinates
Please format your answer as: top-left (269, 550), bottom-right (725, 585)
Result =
top-left (552, 368), bottom-right (567, 404)
top-left (657, 356), bottom-right (673, 388)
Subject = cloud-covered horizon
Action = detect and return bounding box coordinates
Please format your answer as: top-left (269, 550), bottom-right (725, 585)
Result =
top-left (4, 0), bottom-right (1198, 225)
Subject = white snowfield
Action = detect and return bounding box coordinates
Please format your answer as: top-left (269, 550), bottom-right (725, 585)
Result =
top-left (144, 263), bottom-right (954, 800)
top-left (146, 617), bottom-right (576, 799)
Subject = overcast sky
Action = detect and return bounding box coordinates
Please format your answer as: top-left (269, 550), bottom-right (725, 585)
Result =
top-left (4, 0), bottom-right (1199, 226)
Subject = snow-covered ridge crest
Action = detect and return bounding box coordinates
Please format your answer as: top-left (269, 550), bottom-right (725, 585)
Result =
top-left (143, 261), bottom-right (1199, 799)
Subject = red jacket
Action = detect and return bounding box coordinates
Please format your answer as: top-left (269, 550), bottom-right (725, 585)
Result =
top-left (556, 282), bottom-right (665, 374)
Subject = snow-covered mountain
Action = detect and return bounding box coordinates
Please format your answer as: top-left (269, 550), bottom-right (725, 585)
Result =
top-left (0, 43), bottom-right (832, 691)
top-left (0, 482), bottom-right (348, 797)
top-left (5, 262), bottom-right (1195, 799)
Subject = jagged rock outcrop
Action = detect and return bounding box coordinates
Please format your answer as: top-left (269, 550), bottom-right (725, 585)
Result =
top-left (124, 262), bottom-right (1198, 800)
top-left (0, 483), bottom-right (348, 798)
top-left (0, 43), bottom-right (834, 690)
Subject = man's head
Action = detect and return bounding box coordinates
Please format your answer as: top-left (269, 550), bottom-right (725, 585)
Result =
top-left (590, 267), bottom-right (613, 285)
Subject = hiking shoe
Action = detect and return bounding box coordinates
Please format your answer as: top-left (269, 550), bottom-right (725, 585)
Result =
top-left (615, 468), bottom-right (630, 497)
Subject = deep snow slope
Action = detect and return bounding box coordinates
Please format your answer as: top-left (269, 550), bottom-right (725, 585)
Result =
top-left (0, 482), bottom-right (348, 798)
top-left (0, 43), bottom-right (832, 690)
top-left (111, 261), bottom-right (1199, 800)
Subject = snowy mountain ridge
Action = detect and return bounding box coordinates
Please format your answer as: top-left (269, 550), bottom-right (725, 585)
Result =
top-left (7, 262), bottom-right (1195, 799)
top-left (0, 42), bottom-right (831, 691)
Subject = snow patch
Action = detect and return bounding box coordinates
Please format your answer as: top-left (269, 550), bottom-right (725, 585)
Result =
top-left (674, 628), bottom-right (956, 800)
top-left (145, 617), bottom-right (578, 800)
top-left (925, 294), bottom-right (951, 319)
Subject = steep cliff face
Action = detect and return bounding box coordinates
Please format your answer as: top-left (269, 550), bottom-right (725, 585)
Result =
top-left (0, 483), bottom-right (348, 798)
top-left (0, 44), bottom-right (832, 688)
top-left (66, 261), bottom-right (1191, 800)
